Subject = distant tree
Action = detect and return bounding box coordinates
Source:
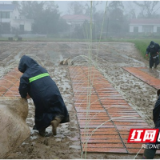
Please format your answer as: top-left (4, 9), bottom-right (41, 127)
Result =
top-left (84, 1), bottom-right (99, 16)
top-left (67, 1), bottom-right (84, 14)
top-left (83, 2), bottom-right (104, 39)
top-left (19, 1), bottom-right (44, 19)
top-left (19, 1), bottom-right (68, 34)
top-left (57, 18), bottom-right (69, 32)
top-left (43, 1), bottom-right (59, 12)
top-left (107, 1), bottom-right (127, 35)
top-left (81, 20), bottom-right (90, 39)
top-left (12, 1), bottom-right (19, 6)
top-left (126, 9), bottom-right (136, 20)
top-left (124, 2), bottom-right (137, 20)
top-left (134, 1), bottom-right (160, 18)
top-left (32, 9), bottom-right (57, 34)
top-left (109, 1), bottom-right (124, 11)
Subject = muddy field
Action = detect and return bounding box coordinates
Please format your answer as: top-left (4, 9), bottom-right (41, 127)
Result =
top-left (0, 41), bottom-right (160, 159)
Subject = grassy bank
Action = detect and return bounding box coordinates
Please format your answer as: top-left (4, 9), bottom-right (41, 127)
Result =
top-left (100, 38), bottom-right (160, 58)
top-left (125, 39), bottom-right (160, 58)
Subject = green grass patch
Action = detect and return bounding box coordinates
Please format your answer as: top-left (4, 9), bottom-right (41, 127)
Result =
top-left (129, 40), bottom-right (150, 58)
top-left (99, 38), bottom-right (160, 59)
top-left (127, 39), bottom-right (160, 58)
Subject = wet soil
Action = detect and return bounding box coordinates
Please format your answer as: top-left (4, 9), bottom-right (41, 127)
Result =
top-left (0, 42), bottom-right (159, 159)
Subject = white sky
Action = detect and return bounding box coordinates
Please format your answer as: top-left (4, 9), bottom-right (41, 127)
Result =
top-left (1, 1), bottom-right (160, 17)
top-left (0, 1), bottom-right (116, 15)
top-left (55, 1), bottom-right (105, 15)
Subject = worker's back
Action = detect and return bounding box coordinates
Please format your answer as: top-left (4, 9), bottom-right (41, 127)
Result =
top-left (18, 55), bottom-right (69, 131)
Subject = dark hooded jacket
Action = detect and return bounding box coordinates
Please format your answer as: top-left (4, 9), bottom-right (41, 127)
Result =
top-left (18, 55), bottom-right (69, 130)
top-left (153, 95), bottom-right (160, 127)
top-left (146, 41), bottom-right (160, 57)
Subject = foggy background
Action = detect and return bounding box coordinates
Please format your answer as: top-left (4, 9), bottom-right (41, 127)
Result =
top-left (0, 1), bottom-right (160, 40)
top-left (1, 1), bottom-right (143, 15)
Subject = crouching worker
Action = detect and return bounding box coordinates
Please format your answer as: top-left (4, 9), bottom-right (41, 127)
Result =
top-left (18, 55), bottom-right (69, 137)
top-left (143, 89), bottom-right (160, 159)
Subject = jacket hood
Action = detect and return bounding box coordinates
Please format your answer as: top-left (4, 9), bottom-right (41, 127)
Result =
top-left (150, 41), bottom-right (155, 49)
top-left (150, 41), bottom-right (155, 45)
top-left (18, 55), bottom-right (39, 73)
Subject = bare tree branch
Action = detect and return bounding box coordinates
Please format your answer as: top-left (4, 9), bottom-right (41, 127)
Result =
top-left (134, 1), bottom-right (160, 18)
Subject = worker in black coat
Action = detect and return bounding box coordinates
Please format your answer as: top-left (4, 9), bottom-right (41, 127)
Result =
top-left (143, 89), bottom-right (160, 158)
top-left (18, 55), bottom-right (69, 136)
top-left (146, 41), bottom-right (160, 69)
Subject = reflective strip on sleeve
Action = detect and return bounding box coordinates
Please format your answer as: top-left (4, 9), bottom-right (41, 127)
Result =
top-left (29, 73), bottom-right (49, 83)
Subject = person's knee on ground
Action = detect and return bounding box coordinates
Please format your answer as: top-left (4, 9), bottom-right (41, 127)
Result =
top-left (51, 116), bottom-right (62, 135)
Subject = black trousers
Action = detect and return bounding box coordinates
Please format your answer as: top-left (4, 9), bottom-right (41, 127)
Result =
top-left (149, 56), bottom-right (159, 68)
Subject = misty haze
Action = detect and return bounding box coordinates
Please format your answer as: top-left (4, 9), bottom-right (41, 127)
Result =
top-left (0, 1), bottom-right (160, 39)
top-left (0, 1), bottom-right (160, 159)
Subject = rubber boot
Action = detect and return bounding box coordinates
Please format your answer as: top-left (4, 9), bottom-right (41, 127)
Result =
top-left (39, 129), bottom-right (46, 136)
top-left (154, 64), bottom-right (157, 69)
top-left (39, 129), bottom-right (49, 137)
top-left (51, 117), bottom-right (61, 135)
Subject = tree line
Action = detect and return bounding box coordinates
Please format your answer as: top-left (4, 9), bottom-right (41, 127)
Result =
top-left (12, 1), bottom-right (160, 38)
top-left (13, 1), bottom-right (68, 35)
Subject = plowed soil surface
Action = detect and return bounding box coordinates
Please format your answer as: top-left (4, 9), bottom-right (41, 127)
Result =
top-left (0, 41), bottom-right (160, 159)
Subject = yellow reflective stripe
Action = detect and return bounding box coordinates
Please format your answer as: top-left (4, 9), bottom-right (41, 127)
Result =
top-left (29, 73), bottom-right (49, 83)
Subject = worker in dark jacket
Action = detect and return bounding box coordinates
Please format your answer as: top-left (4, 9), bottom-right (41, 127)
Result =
top-left (146, 41), bottom-right (160, 69)
top-left (143, 89), bottom-right (160, 159)
top-left (18, 55), bottom-right (69, 137)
